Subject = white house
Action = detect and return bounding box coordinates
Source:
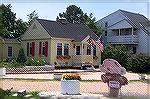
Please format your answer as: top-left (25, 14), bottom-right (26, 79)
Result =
top-left (97, 9), bottom-right (150, 55)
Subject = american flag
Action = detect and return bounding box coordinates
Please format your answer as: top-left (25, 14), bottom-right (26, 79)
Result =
top-left (96, 35), bottom-right (104, 52)
top-left (87, 37), bottom-right (96, 46)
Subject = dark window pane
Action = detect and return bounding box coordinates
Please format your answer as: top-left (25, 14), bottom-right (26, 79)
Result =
top-left (64, 43), bottom-right (69, 56)
top-left (76, 46), bottom-right (80, 55)
top-left (57, 43), bottom-right (62, 55)
top-left (87, 45), bottom-right (91, 55)
top-left (8, 46), bottom-right (12, 57)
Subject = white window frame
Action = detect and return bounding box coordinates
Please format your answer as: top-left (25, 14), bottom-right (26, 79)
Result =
top-left (56, 43), bottom-right (63, 55)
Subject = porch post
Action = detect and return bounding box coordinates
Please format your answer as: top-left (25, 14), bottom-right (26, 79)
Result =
top-left (81, 43), bottom-right (84, 55)
top-left (132, 28), bottom-right (134, 35)
top-left (119, 29), bottom-right (120, 36)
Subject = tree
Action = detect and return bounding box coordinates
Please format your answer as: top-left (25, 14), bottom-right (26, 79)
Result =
top-left (14, 19), bottom-right (28, 38)
top-left (0, 21), bottom-right (10, 38)
top-left (0, 4), bottom-right (28, 38)
top-left (27, 10), bottom-right (39, 26)
top-left (57, 5), bottom-right (103, 36)
top-left (101, 44), bottom-right (131, 69)
top-left (0, 4), bottom-right (16, 38)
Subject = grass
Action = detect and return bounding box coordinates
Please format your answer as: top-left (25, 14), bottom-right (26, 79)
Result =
top-left (129, 79), bottom-right (150, 84)
top-left (3, 91), bottom-right (40, 99)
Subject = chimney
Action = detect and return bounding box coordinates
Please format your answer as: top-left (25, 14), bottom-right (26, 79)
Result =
top-left (57, 18), bottom-right (69, 24)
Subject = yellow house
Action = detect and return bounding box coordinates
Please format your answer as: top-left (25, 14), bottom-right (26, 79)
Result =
top-left (21, 19), bottom-right (101, 67)
top-left (0, 36), bottom-right (21, 60)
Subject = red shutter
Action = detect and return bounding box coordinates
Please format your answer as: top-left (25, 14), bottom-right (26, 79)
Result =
top-left (32, 42), bottom-right (35, 57)
top-left (45, 41), bottom-right (48, 57)
top-left (39, 42), bottom-right (42, 56)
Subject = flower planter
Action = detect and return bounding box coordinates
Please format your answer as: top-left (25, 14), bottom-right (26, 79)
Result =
top-left (61, 80), bottom-right (80, 95)
top-left (139, 74), bottom-right (146, 80)
top-left (53, 73), bottom-right (62, 80)
top-left (0, 67), bottom-right (6, 76)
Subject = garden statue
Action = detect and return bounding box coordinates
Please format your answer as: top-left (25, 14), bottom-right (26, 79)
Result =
top-left (100, 59), bottom-right (128, 97)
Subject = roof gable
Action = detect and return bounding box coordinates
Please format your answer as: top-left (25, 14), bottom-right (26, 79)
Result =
top-left (37, 19), bottom-right (98, 41)
top-left (108, 19), bottom-right (132, 29)
top-left (21, 20), bottom-right (51, 40)
top-left (119, 10), bottom-right (149, 28)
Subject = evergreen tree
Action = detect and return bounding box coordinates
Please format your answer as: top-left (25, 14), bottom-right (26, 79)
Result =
top-left (17, 48), bottom-right (27, 64)
top-left (57, 5), bottom-right (103, 36)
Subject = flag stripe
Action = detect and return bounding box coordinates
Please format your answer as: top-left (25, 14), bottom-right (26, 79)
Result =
top-left (96, 35), bottom-right (104, 52)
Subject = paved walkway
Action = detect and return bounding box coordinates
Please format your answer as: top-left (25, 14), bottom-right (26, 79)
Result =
top-left (2, 71), bottom-right (149, 81)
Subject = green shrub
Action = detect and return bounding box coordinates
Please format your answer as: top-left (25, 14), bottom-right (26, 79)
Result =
top-left (0, 88), bottom-right (11, 99)
top-left (17, 48), bottom-right (26, 64)
top-left (25, 57), bottom-right (46, 66)
top-left (102, 44), bottom-right (131, 69)
top-left (128, 54), bottom-right (150, 73)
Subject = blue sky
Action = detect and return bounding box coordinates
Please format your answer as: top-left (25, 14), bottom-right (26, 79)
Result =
top-left (2, 1), bottom-right (150, 22)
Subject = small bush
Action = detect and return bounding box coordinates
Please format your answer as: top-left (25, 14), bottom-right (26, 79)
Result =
top-left (62, 73), bottom-right (81, 80)
top-left (128, 54), bottom-right (150, 73)
top-left (25, 57), bottom-right (46, 66)
top-left (17, 48), bottom-right (27, 64)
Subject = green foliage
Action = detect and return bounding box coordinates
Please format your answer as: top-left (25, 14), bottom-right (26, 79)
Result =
top-left (128, 54), bottom-right (150, 73)
top-left (102, 44), bottom-right (130, 69)
top-left (27, 10), bottom-right (39, 26)
top-left (0, 4), bottom-right (27, 38)
top-left (14, 19), bottom-right (28, 38)
top-left (17, 48), bottom-right (27, 64)
top-left (57, 5), bottom-right (103, 36)
top-left (25, 57), bottom-right (46, 66)
top-left (0, 4), bottom-right (16, 36)
top-left (0, 88), bottom-right (12, 99)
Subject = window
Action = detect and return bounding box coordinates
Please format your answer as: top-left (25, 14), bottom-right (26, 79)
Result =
top-left (87, 45), bottom-right (91, 55)
top-left (8, 46), bottom-right (13, 57)
top-left (27, 43), bottom-right (29, 56)
top-left (57, 43), bottom-right (62, 55)
top-left (133, 47), bottom-right (136, 54)
top-left (76, 46), bottom-right (80, 55)
top-left (64, 43), bottom-right (69, 56)
top-left (105, 31), bottom-right (107, 36)
top-left (27, 42), bottom-right (35, 56)
top-left (42, 42), bottom-right (46, 55)
top-left (93, 45), bottom-right (96, 56)
top-left (105, 22), bottom-right (108, 27)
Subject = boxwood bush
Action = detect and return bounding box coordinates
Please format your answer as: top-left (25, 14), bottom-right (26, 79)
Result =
top-left (128, 54), bottom-right (150, 74)
top-left (25, 57), bottom-right (46, 66)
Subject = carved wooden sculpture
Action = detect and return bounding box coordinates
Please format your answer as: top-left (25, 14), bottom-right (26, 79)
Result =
top-left (100, 59), bottom-right (128, 97)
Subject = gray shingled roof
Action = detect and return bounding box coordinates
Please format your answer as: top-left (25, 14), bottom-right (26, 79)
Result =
top-left (120, 10), bottom-right (150, 33)
top-left (37, 19), bottom-right (98, 42)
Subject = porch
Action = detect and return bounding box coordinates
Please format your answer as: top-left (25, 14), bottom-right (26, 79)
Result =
top-left (107, 28), bottom-right (139, 44)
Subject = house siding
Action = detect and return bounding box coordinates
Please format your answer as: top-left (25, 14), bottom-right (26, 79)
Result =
top-left (97, 10), bottom-right (125, 29)
top-left (21, 39), bottom-right (51, 64)
top-left (2, 43), bottom-right (21, 59)
top-left (137, 29), bottom-right (149, 54)
top-left (50, 38), bottom-right (73, 66)
top-left (108, 19), bottom-right (132, 29)
top-left (21, 20), bottom-right (51, 40)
